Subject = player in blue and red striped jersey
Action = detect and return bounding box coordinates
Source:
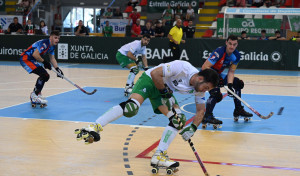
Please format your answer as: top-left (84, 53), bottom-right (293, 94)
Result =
top-left (20, 30), bottom-right (64, 106)
top-left (201, 35), bottom-right (253, 126)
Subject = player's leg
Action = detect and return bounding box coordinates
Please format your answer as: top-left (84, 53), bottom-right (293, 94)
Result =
top-left (30, 67), bottom-right (49, 105)
top-left (115, 51), bottom-right (139, 95)
top-left (125, 63), bottom-right (139, 95)
top-left (232, 77), bottom-right (253, 118)
top-left (150, 96), bottom-right (183, 168)
top-left (202, 87), bottom-right (223, 126)
top-left (75, 73), bottom-right (151, 144)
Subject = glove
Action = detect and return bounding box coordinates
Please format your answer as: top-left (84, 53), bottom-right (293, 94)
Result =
top-left (227, 83), bottom-right (234, 97)
top-left (143, 66), bottom-right (149, 71)
top-left (55, 67), bottom-right (64, 79)
top-left (159, 86), bottom-right (173, 99)
top-left (180, 123), bottom-right (197, 141)
top-left (135, 58), bottom-right (141, 65)
top-left (218, 77), bottom-right (225, 87)
top-left (42, 60), bottom-right (51, 70)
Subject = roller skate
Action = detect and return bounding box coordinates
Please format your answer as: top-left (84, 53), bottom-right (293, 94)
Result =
top-left (30, 92), bottom-right (47, 108)
top-left (202, 113), bottom-right (222, 130)
top-left (233, 106), bottom-right (253, 122)
top-left (124, 84), bottom-right (133, 97)
top-left (150, 150), bottom-right (179, 175)
top-left (74, 123), bottom-right (103, 144)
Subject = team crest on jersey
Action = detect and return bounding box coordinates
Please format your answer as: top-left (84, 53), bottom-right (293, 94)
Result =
top-left (214, 52), bottom-right (219, 58)
top-left (210, 55), bottom-right (216, 60)
top-left (166, 64), bottom-right (171, 73)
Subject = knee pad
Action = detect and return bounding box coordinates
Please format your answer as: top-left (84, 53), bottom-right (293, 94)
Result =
top-left (233, 78), bottom-right (244, 90)
top-left (119, 99), bottom-right (140, 118)
top-left (130, 67), bottom-right (139, 75)
top-left (209, 88), bottom-right (222, 103)
top-left (40, 73), bottom-right (50, 82)
top-left (168, 111), bottom-right (186, 130)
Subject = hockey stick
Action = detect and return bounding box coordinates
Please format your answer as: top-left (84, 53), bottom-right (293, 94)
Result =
top-left (224, 86), bottom-right (273, 119)
top-left (188, 139), bottom-right (209, 176)
top-left (174, 111), bottom-right (210, 176)
top-left (52, 69), bottom-right (97, 95)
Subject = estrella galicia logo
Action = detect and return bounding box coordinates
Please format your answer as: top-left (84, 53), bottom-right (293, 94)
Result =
top-left (270, 51), bottom-right (282, 62)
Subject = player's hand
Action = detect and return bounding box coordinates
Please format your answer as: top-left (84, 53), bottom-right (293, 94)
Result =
top-left (143, 66), bottom-right (149, 71)
top-left (135, 58), bottom-right (141, 65)
top-left (181, 40), bottom-right (186, 44)
top-left (218, 77), bottom-right (225, 87)
top-left (180, 123), bottom-right (197, 141)
top-left (227, 83), bottom-right (234, 97)
top-left (42, 60), bottom-right (51, 70)
top-left (159, 86), bottom-right (173, 99)
top-left (55, 67), bottom-right (64, 79)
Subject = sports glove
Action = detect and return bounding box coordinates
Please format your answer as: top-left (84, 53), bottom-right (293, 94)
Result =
top-left (218, 77), bottom-right (225, 87)
top-left (135, 58), bottom-right (141, 65)
top-left (227, 83), bottom-right (234, 97)
top-left (159, 86), bottom-right (173, 99)
top-left (143, 66), bottom-right (149, 71)
top-left (55, 67), bottom-right (64, 79)
top-left (180, 123), bottom-right (197, 141)
top-left (42, 60), bottom-right (51, 70)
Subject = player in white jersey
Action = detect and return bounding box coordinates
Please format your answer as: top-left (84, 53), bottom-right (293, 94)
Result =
top-left (74, 60), bottom-right (219, 171)
top-left (116, 34), bottom-right (150, 96)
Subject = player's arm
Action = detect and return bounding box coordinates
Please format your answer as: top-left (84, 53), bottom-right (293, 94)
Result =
top-left (193, 103), bottom-right (206, 127)
top-left (150, 67), bottom-right (165, 90)
top-left (49, 54), bottom-right (58, 68)
top-left (180, 100), bottom-right (205, 141)
top-left (141, 54), bottom-right (149, 70)
top-left (227, 64), bottom-right (237, 84)
top-left (32, 49), bottom-right (44, 62)
top-left (127, 51), bottom-right (139, 62)
top-left (49, 53), bottom-right (64, 78)
top-left (201, 58), bottom-right (214, 70)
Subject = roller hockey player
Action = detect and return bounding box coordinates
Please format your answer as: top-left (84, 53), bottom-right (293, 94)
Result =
top-left (74, 60), bottom-right (219, 172)
top-left (116, 34), bottom-right (150, 96)
top-left (19, 30), bottom-right (64, 108)
top-left (201, 35), bottom-right (253, 126)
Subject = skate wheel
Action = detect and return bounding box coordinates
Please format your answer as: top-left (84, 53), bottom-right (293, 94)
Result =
top-left (31, 103), bottom-right (36, 108)
top-left (74, 129), bottom-right (81, 134)
top-left (202, 124), bottom-right (207, 129)
top-left (76, 133), bottom-right (83, 141)
top-left (234, 117), bottom-right (239, 122)
top-left (244, 117), bottom-right (250, 122)
top-left (151, 167), bottom-right (158, 174)
top-left (40, 104), bottom-right (46, 108)
top-left (166, 168), bottom-right (173, 175)
top-left (213, 124), bottom-right (218, 130)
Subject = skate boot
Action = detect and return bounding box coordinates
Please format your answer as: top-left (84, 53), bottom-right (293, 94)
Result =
top-left (74, 123), bottom-right (103, 144)
top-left (124, 84), bottom-right (133, 97)
top-left (30, 92), bottom-right (48, 108)
top-left (202, 113), bottom-right (222, 130)
top-left (38, 92), bottom-right (46, 100)
top-left (233, 106), bottom-right (253, 122)
top-left (151, 150), bottom-right (179, 175)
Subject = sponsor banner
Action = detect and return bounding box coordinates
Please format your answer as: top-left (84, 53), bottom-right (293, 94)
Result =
top-left (288, 16), bottom-right (300, 32)
top-left (217, 18), bottom-right (281, 36)
top-left (225, 8), bottom-right (300, 15)
top-left (100, 19), bottom-right (127, 34)
top-left (0, 15), bottom-right (23, 30)
top-left (0, 35), bottom-right (299, 70)
top-left (147, 0), bottom-right (198, 13)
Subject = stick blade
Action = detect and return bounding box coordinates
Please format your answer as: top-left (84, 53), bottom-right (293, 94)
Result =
top-left (86, 89), bottom-right (97, 95)
top-left (259, 112), bottom-right (274, 119)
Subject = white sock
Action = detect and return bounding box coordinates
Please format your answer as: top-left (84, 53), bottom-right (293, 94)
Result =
top-left (95, 105), bottom-right (123, 127)
top-left (156, 125), bottom-right (178, 152)
top-left (126, 67), bottom-right (137, 85)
